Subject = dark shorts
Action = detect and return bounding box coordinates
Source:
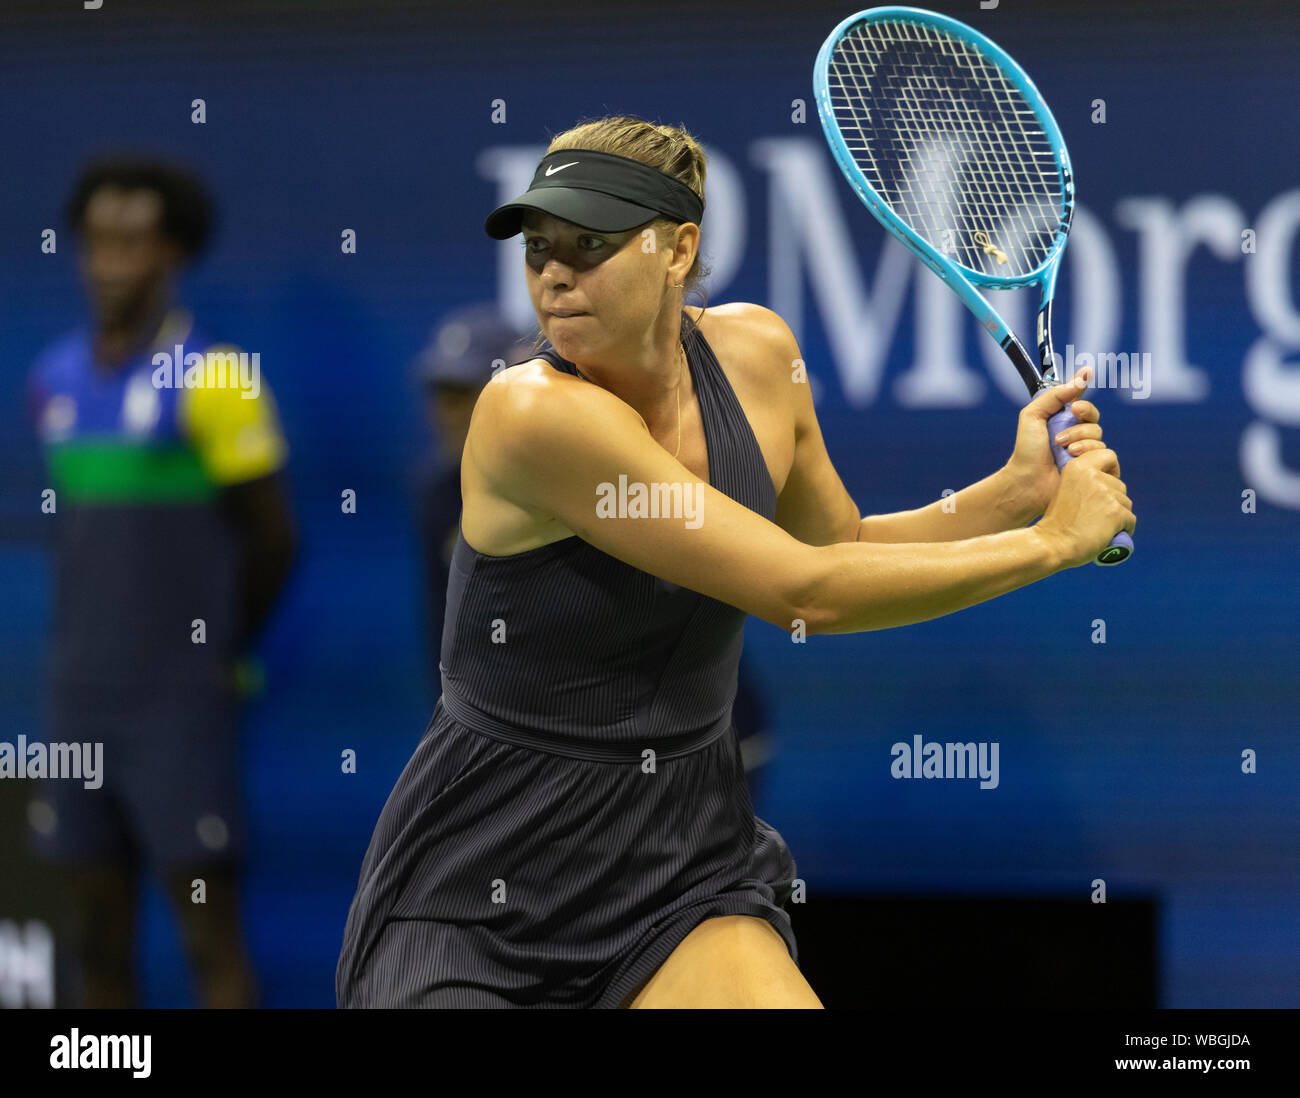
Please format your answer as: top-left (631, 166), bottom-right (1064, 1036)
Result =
top-left (336, 697), bottom-right (801, 1009)
top-left (26, 679), bottom-right (246, 872)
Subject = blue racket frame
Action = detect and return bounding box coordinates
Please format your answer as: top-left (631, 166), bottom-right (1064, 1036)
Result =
top-left (814, 5), bottom-right (1132, 564)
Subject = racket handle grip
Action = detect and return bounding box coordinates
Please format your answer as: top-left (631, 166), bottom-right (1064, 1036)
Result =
top-left (1047, 407), bottom-right (1133, 566)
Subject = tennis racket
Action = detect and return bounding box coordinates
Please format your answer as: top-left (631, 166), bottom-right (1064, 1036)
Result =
top-left (814, 5), bottom-right (1133, 565)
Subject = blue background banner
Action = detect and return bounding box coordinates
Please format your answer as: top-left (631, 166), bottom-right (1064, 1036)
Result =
top-left (0, 0), bottom-right (1296, 1007)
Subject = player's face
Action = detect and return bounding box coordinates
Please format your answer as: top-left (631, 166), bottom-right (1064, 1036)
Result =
top-left (520, 211), bottom-right (672, 365)
top-left (77, 186), bottom-right (181, 327)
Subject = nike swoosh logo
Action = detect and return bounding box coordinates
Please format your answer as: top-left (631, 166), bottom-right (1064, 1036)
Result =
top-left (544, 161), bottom-right (579, 176)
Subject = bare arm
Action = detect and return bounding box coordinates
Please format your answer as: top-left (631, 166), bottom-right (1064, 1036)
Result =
top-left (803, 525), bottom-right (1060, 634)
top-left (855, 467), bottom-right (1044, 543)
top-left (218, 470), bottom-right (299, 651)
top-left (471, 362), bottom-right (1062, 637)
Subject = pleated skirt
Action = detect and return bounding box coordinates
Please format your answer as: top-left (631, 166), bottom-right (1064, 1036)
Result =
top-left (336, 695), bottom-right (800, 1008)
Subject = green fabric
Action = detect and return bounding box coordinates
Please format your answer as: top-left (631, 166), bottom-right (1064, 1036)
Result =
top-left (47, 438), bottom-right (215, 503)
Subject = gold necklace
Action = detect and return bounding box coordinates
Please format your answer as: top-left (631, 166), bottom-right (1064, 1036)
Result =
top-left (672, 339), bottom-right (684, 459)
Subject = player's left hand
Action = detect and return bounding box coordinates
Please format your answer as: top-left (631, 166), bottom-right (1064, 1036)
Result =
top-left (1002, 365), bottom-right (1109, 520)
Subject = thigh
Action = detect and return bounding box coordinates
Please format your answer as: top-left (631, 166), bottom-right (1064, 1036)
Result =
top-left (626, 915), bottom-right (823, 1009)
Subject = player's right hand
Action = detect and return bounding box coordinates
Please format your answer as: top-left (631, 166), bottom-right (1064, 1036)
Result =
top-left (1035, 449), bottom-right (1135, 570)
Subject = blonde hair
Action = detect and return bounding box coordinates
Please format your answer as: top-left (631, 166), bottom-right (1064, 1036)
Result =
top-left (527, 115), bottom-right (711, 354)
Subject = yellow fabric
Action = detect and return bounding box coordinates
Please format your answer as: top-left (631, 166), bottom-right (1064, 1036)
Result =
top-left (178, 344), bottom-right (288, 485)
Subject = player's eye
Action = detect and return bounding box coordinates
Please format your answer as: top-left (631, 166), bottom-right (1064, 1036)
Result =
top-left (521, 236), bottom-right (604, 252)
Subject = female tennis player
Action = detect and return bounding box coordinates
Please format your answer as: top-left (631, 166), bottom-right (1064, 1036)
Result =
top-left (335, 115), bottom-right (1134, 1009)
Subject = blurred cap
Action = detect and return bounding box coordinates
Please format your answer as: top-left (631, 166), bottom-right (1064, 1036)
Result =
top-left (415, 303), bottom-right (536, 389)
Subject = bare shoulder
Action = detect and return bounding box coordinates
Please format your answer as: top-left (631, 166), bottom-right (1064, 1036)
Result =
top-left (476, 355), bottom-right (627, 412)
top-left (696, 300), bottom-right (793, 335)
top-left (467, 358), bottom-right (634, 485)
top-left (694, 302), bottom-right (799, 383)
top-left (461, 357), bottom-right (646, 553)
top-left (693, 302), bottom-right (803, 440)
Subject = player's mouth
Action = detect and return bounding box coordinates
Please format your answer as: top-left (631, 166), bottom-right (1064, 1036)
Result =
top-left (549, 310), bottom-right (587, 318)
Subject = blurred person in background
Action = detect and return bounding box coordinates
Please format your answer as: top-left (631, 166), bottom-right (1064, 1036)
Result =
top-left (411, 303), bottom-right (775, 803)
top-left (24, 156), bottom-right (298, 1007)
top-left (412, 303), bottom-right (533, 686)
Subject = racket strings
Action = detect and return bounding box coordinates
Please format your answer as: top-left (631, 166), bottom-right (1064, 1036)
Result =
top-left (826, 18), bottom-right (1063, 278)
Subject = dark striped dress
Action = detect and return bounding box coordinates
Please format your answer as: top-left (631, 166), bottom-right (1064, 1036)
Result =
top-left (335, 310), bottom-right (800, 1008)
